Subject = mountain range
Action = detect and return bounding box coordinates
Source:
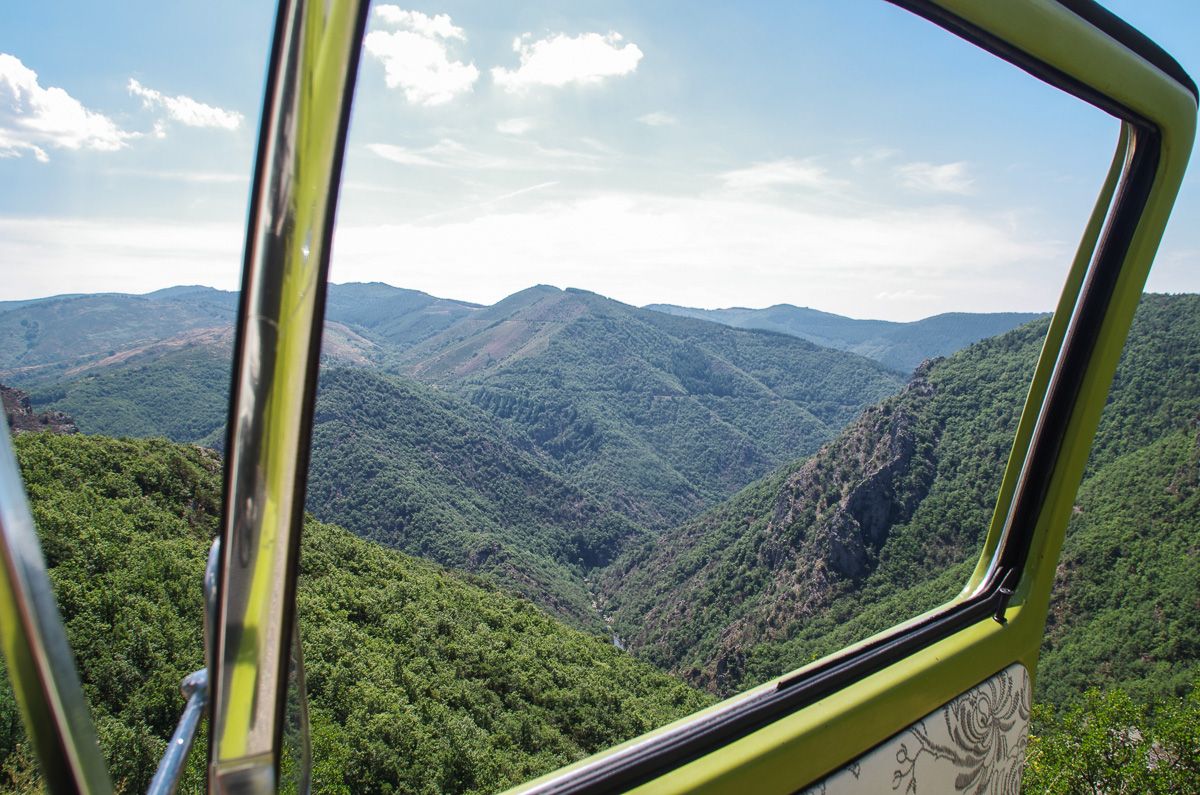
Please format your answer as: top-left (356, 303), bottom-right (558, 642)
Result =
top-left (645, 302), bottom-right (1044, 372)
top-left (602, 294), bottom-right (1200, 702)
top-left (3, 285), bottom-right (1195, 712)
top-left (1, 283), bottom-right (1197, 791)
top-left (1, 283), bottom-right (909, 627)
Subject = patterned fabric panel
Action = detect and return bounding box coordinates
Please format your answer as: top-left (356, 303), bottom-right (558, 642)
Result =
top-left (799, 663), bottom-right (1030, 795)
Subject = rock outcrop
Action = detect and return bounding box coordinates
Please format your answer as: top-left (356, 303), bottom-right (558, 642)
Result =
top-left (2, 384), bottom-right (78, 435)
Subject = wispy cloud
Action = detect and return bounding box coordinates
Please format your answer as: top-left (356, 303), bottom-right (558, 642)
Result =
top-left (637, 111), bottom-right (677, 127)
top-left (373, 7), bottom-right (464, 39)
top-left (365, 6), bottom-right (479, 106)
top-left (497, 117), bottom-right (535, 135)
top-left (895, 160), bottom-right (973, 194)
top-left (127, 79), bottom-right (242, 133)
top-left (368, 139), bottom-right (515, 169)
top-left (409, 180), bottom-right (561, 223)
top-left (492, 32), bottom-right (643, 92)
top-left (480, 181), bottom-right (559, 206)
top-left (718, 158), bottom-right (839, 194)
top-left (850, 147), bottom-right (897, 170)
top-left (0, 53), bottom-right (134, 162)
top-left (367, 138), bottom-right (602, 172)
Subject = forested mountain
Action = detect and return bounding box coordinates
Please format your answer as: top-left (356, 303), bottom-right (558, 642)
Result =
top-left (307, 367), bottom-right (645, 630)
top-left (646, 302), bottom-right (1042, 372)
top-left (14, 323), bottom-right (380, 447)
top-left (394, 286), bottom-right (906, 530)
top-left (0, 282), bottom-right (473, 389)
top-left (8, 284), bottom-right (907, 536)
top-left (0, 287), bottom-right (238, 382)
top-left (603, 294), bottom-right (1200, 707)
top-left (10, 282), bottom-right (1195, 722)
top-left (1, 433), bottom-right (711, 794)
top-left (323, 281), bottom-right (480, 348)
top-left (1, 283), bottom-right (475, 443)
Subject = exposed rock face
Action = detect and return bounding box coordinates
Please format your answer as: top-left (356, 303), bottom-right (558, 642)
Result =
top-left (2, 384), bottom-right (78, 435)
top-left (603, 368), bottom-right (940, 695)
top-left (686, 374), bottom-right (939, 692)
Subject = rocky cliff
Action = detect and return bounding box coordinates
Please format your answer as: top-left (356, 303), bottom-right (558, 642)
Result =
top-left (2, 384), bottom-right (77, 435)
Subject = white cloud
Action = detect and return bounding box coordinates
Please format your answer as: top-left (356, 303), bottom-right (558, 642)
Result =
top-left (365, 7), bottom-right (479, 106)
top-left (0, 53), bottom-right (133, 161)
top-left (373, 7), bottom-right (464, 40)
top-left (492, 32), bottom-right (643, 92)
top-left (497, 117), bottom-right (535, 135)
top-left (895, 160), bottom-right (973, 194)
top-left (328, 192), bottom-right (1065, 321)
top-left (637, 111), bottom-right (677, 127)
top-left (127, 79), bottom-right (242, 131)
top-left (718, 158), bottom-right (838, 193)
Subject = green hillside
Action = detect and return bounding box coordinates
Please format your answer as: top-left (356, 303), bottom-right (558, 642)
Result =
top-left (307, 367), bottom-right (645, 630)
top-left (0, 433), bottom-right (711, 794)
top-left (322, 281), bottom-right (480, 349)
top-left (646, 302), bottom-right (1043, 372)
top-left (26, 358), bottom-right (645, 630)
top-left (27, 343), bottom-right (232, 445)
top-left (20, 320), bottom-right (380, 448)
top-left (397, 286), bottom-right (906, 530)
top-left (0, 282), bottom-right (469, 392)
top-left (604, 294), bottom-right (1200, 707)
top-left (8, 284), bottom-right (905, 538)
top-left (0, 289), bottom-right (237, 383)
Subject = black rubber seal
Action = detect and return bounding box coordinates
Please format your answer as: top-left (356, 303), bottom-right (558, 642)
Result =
top-left (518, 3), bottom-right (1180, 793)
top-left (1055, 0), bottom-right (1197, 101)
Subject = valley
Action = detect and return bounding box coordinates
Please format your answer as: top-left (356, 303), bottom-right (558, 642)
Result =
top-left (1, 284), bottom-right (1197, 792)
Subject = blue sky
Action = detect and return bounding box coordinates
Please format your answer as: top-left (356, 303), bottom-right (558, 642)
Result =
top-left (1, 1), bottom-right (1196, 320)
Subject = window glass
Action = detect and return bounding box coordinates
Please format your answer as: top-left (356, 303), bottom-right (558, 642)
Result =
top-left (310, 1), bottom-right (1114, 788)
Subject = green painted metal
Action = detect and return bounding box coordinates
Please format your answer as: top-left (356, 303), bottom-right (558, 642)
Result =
top-left (509, 0), bottom-right (1196, 792)
top-left (0, 423), bottom-right (113, 795)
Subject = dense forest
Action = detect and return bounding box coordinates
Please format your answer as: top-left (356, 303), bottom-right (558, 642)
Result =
top-left (0, 434), bottom-right (711, 793)
top-left (307, 366), bottom-right (644, 631)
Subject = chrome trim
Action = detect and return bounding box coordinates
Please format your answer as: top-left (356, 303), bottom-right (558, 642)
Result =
top-left (147, 670), bottom-right (209, 795)
top-left (208, 0), bottom-right (369, 791)
top-left (0, 423), bottom-right (113, 794)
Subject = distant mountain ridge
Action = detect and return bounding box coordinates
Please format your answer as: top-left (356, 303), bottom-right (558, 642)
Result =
top-left (5, 283), bottom-right (908, 535)
top-left (644, 302), bottom-right (1045, 372)
top-left (0, 282), bottom-right (479, 383)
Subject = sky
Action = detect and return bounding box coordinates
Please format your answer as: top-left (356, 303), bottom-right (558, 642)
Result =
top-left (0, 1), bottom-right (1197, 321)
